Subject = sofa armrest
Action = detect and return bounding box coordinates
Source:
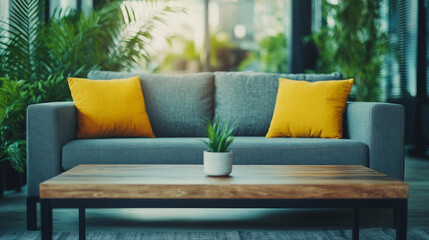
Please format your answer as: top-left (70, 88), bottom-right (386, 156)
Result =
top-left (26, 102), bottom-right (77, 197)
top-left (345, 102), bottom-right (405, 180)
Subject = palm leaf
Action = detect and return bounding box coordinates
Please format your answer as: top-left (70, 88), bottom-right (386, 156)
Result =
top-left (0, 1), bottom-right (180, 173)
top-left (5, 0), bottom-right (45, 82)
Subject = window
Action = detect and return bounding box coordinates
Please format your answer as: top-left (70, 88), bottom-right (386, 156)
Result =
top-left (48, 0), bottom-right (93, 15)
top-left (386, 0), bottom-right (418, 99)
top-left (124, 0), bottom-right (291, 73)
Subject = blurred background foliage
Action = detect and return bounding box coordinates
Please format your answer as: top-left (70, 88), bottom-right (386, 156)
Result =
top-left (239, 33), bottom-right (288, 73)
top-left (157, 32), bottom-right (236, 73)
top-left (308, 0), bottom-right (389, 101)
top-left (0, 0), bottom-right (179, 173)
top-left (0, 0), bottom-right (390, 174)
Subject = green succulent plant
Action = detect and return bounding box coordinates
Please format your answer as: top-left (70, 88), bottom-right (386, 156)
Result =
top-left (202, 118), bottom-right (238, 153)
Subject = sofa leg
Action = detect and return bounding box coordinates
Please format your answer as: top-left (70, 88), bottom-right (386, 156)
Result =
top-left (27, 197), bottom-right (38, 230)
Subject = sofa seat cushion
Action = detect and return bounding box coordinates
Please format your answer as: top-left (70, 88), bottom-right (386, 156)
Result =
top-left (87, 71), bottom-right (214, 137)
top-left (62, 137), bottom-right (368, 170)
top-left (214, 71), bottom-right (342, 136)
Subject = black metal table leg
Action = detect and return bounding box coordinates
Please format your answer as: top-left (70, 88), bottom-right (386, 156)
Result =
top-left (27, 197), bottom-right (38, 230)
top-left (396, 199), bottom-right (408, 240)
top-left (43, 197), bottom-right (407, 240)
top-left (49, 205), bottom-right (52, 237)
top-left (79, 208), bottom-right (86, 240)
top-left (353, 208), bottom-right (359, 240)
top-left (393, 208), bottom-right (397, 229)
top-left (41, 200), bottom-right (52, 240)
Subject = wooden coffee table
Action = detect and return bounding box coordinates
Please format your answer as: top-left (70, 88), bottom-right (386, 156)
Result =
top-left (39, 165), bottom-right (409, 240)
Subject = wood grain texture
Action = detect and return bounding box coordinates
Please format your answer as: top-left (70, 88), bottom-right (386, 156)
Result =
top-left (39, 165), bottom-right (409, 199)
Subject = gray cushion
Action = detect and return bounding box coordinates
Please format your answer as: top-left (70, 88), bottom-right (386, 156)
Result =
top-left (214, 71), bottom-right (343, 136)
top-left (87, 70), bottom-right (214, 137)
top-left (62, 137), bottom-right (368, 170)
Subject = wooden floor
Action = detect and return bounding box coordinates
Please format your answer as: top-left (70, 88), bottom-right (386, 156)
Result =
top-left (1, 154), bottom-right (428, 233)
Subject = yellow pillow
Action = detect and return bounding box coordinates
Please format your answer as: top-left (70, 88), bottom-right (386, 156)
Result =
top-left (266, 78), bottom-right (353, 139)
top-left (68, 76), bottom-right (155, 139)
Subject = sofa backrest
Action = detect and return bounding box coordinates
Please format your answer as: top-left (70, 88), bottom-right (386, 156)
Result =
top-left (87, 70), bottom-right (214, 137)
top-left (87, 70), bottom-right (342, 137)
top-left (214, 71), bottom-right (343, 136)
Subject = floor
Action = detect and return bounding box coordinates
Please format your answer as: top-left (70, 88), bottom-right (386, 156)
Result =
top-left (0, 154), bottom-right (428, 233)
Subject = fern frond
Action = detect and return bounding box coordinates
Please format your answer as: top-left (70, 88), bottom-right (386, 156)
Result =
top-left (6, 0), bottom-right (45, 81)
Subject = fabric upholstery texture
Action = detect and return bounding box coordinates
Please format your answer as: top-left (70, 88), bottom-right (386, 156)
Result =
top-left (87, 70), bottom-right (214, 137)
top-left (266, 78), bottom-right (353, 139)
top-left (26, 102), bottom-right (77, 197)
top-left (68, 76), bottom-right (154, 138)
top-left (26, 71), bottom-right (404, 199)
top-left (62, 137), bottom-right (368, 170)
top-left (214, 71), bottom-right (343, 136)
top-left (344, 102), bottom-right (405, 180)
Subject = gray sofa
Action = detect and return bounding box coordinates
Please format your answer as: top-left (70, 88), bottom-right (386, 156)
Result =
top-left (26, 71), bottom-right (404, 229)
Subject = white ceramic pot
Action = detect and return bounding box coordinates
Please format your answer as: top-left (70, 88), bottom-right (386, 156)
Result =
top-left (203, 151), bottom-right (233, 176)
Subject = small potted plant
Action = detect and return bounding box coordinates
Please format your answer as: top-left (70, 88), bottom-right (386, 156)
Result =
top-left (202, 117), bottom-right (238, 176)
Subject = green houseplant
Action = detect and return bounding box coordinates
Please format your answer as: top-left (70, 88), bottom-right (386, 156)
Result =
top-left (308, 0), bottom-right (389, 101)
top-left (202, 118), bottom-right (238, 176)
top-left (0, 0), bottom-right (178, 175)
top-left (0, 78), bottom-right (29, 174)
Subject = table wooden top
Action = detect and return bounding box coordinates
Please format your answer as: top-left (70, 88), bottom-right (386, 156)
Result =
top-left (39, 165), bottom-right (409, 199)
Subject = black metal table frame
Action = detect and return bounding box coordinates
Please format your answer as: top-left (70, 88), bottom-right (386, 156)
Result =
top-left (40, 198), bottom-right (408, 240)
